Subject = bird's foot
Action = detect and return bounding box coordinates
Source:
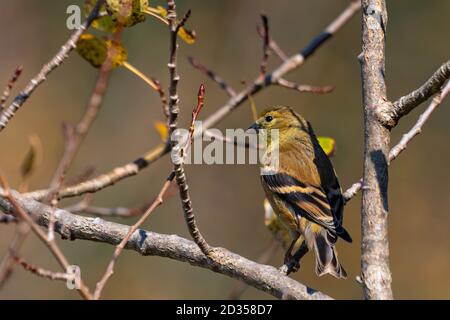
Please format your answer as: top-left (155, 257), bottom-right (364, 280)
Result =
top-left (279, 254), bottom-right (300, 275)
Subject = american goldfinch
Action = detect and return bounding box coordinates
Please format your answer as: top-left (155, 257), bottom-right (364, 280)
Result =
top-left (248, 106), bottom-right (352, 279)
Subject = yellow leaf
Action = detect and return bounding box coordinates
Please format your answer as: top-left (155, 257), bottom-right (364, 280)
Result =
top-left (76, 34), bottom-right (128, 68)
top-left (106, 40), bottom-right (128, 67)
top-left (76, 34), bottom-right (109, 68)
top-left (145, 6), bottom-right (196, 44)
top-left (154, 121), bottom-right (169, 142)
top-left (178, 27), bottom-right (196, 45)
top-left (317, 136), bottom-right (336, 157)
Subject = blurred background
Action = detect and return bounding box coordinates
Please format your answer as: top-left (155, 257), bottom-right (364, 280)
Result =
top-left (0, 0), bottom-right (449, 299)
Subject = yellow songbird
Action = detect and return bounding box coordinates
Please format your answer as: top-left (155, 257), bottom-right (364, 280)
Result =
top-left (248, 106), bottom-right (352, 279)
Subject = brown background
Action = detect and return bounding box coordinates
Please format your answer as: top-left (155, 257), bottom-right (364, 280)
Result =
top-left (0, 0), bottom-right (449, 299)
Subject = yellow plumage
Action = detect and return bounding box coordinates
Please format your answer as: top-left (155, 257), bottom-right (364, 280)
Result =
top-left (249, 106), bottom-right (352, 279)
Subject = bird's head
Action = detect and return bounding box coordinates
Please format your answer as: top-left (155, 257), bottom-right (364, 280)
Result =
top-left (247, 105), bottom-right (309, 134)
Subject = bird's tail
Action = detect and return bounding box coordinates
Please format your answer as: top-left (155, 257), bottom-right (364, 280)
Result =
top-left (312, 229), bottom-right (347, 279)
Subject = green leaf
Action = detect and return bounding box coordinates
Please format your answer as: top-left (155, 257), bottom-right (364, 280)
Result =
top-left (76, 34), bottom-right (128, 68)
top-left (105, 0), bottom-right (148, 28)
top-left (317, 136), bottom-right (336, 157)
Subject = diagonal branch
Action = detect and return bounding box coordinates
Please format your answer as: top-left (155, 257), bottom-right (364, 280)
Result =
top-left (0, 190), bottom-right (332, 300)
top-left (0, 0), bottom-right (105, 132)
top-left (379, 60), bottom-right (450, 128)
top-left (0, 66), bottom-right (23, 112)
top-left (275, 78), bottom-right (335, 94)
top-left (187, 56), bottom-right (237, 97)
top-left (12, 255), bottom-right (71, 283)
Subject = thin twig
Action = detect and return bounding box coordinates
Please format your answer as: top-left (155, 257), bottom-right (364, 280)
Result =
top-left (26, 144), bottom-right (167, 201)
top-left (12, 255), bottom-right (70, 282)
top-left (0, 192), bottom-right (332, 300)
top-left (166, 1), bottom-right (212, 256)
top-left (259, 13), bottom-right (270, 77)
top-left (0, 0), bottom-right (105, 132)
top-left (256, 25), bottom-right (288, 62)
top-left (188, 56), bottom-right (237, 97)
top-left (0, 66), bottom-right (23, 112)
top-left (275, 78), bottom-right (335, 94)
top-left (153, 78), bottom-right (169, 118)
top-left (93, 172), bottom-right (176, 299)
top-left (64, 195), bottom-right (147, 218)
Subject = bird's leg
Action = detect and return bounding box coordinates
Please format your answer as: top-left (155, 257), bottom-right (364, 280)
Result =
top-left (279, 235), bottom-right (300, 274)
top-left (287, 240), bottom-right (309, 274)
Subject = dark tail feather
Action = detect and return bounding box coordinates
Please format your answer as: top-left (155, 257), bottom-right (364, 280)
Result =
top-left (337, 226), bottom-right (352, 243)
top-left (314, 231), bottom-right (347, 279)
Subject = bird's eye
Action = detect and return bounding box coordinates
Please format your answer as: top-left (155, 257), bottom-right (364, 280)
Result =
top-left (265, 115), bottom-right (273, 122)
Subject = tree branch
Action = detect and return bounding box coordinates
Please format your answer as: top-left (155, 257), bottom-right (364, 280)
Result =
top-left (379, 60), bottom-right (450, 128)
top-left (0, 189), bottom-right (332, 300)
top-left (359, 0), bottom-right (392, 300)
top-left (0, 66), bottom-right (23, 112)
top-left (187, 56), bottom-right (237, 97)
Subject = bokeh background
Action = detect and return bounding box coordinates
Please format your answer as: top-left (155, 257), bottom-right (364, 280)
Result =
top-left (0, 0), bottom-right (449, 299)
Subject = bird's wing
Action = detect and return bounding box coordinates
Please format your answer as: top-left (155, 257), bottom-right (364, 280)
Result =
top-left (262, 172), bottom-right (336, 232)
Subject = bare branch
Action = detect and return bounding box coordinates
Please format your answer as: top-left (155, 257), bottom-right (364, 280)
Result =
top-left (256, 25), bottom-right (288, 62)
top-left (0, 66), bottom-right (23, 112)
top-left (152, 78), bottom-right (169, 118)
top-left (359, 0), bottom-right (392, 300)
top-left (275, 78), bottom-right (335, 94)
top-left (379, 60), bottom-right (450, 128)
top-left (259, 13), bottom-right (270, 77)
top-left (12, 255), bottom-right (70, 282)
top-left (25, 144), bottom-right (167, 201)
top-left (188, 56), bottom-right (237, 97)
top-left (64, 195), bottom-right (147, 218)
top-left (0, 190), bottom-right (332, 300)
top-left (0, 0), bottom-right (105, 132)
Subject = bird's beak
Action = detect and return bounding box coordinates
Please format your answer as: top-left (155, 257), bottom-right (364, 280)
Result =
top-left (246, 122), bottom-right (262, 133)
